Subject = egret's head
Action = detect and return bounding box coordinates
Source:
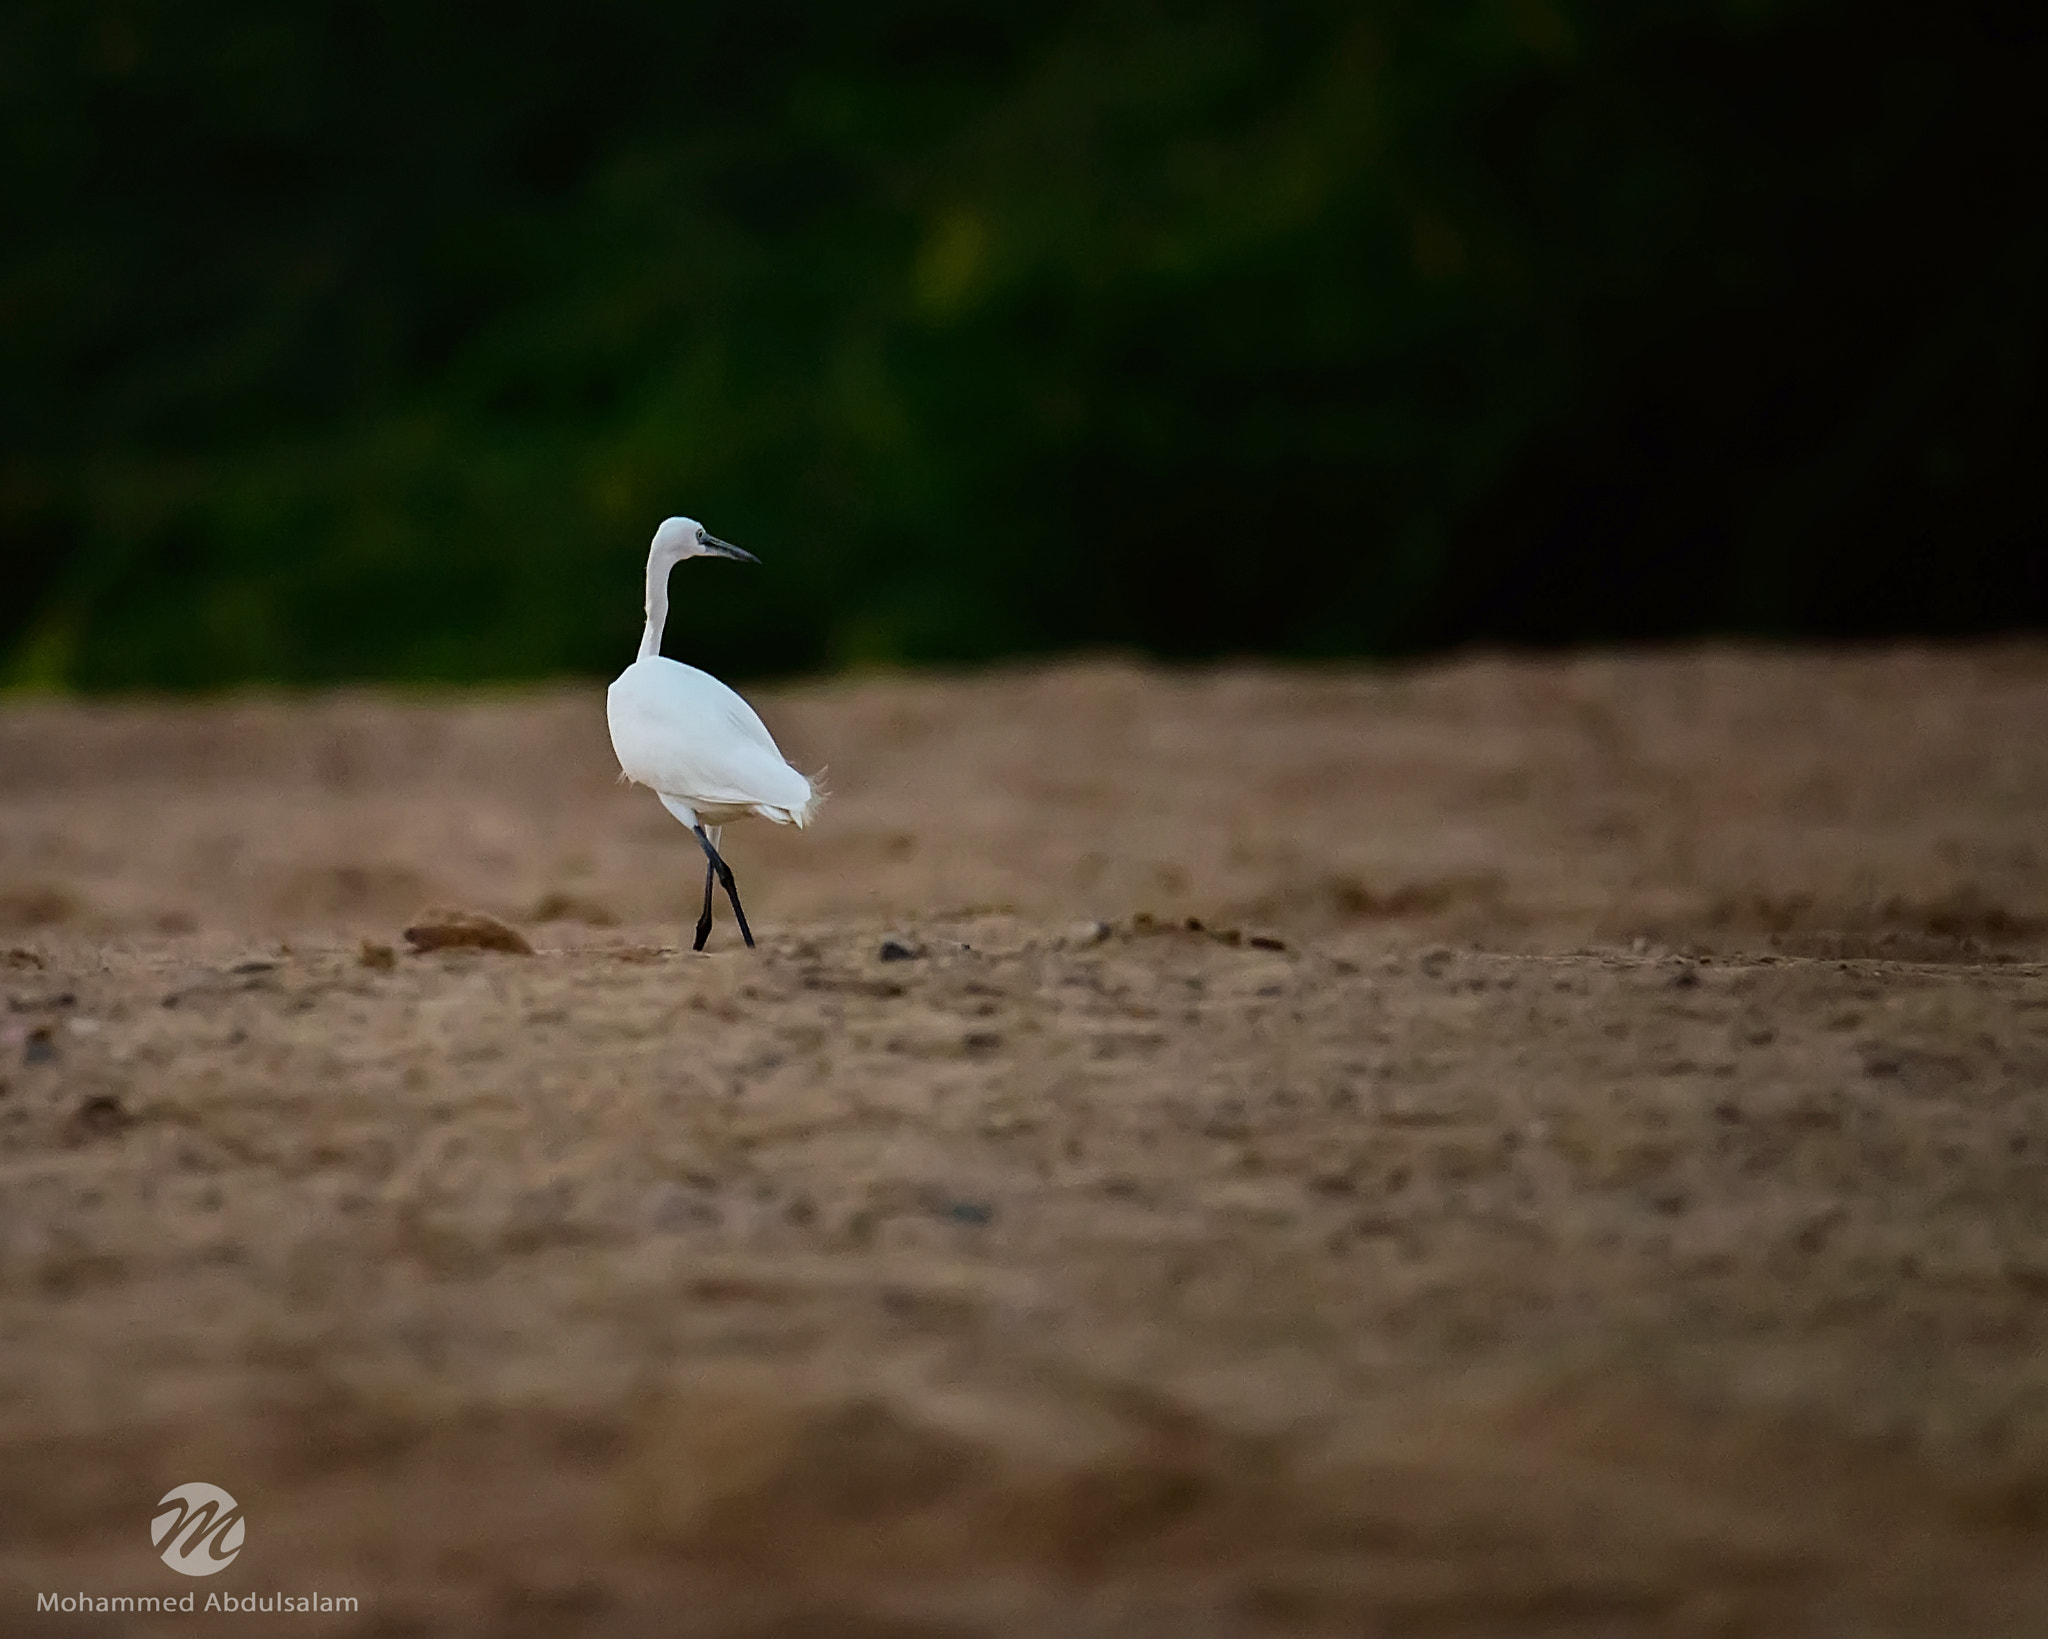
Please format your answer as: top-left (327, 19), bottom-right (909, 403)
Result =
top-left (651, 516), bottom-right (759, 566)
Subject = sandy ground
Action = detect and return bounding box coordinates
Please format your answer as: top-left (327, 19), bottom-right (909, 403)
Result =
top-left (2, 647), bottom-right (2047, 1637)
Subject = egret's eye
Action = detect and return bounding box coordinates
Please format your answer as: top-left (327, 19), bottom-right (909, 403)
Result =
top-left (695, 529), bottom-right (707, 545)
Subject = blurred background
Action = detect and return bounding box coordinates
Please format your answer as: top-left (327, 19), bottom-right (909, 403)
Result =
top-left (3, 0), bottom-right (2042, 692)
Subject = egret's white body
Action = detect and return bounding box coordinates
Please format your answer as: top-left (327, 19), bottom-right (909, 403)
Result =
top-left (607, 516), bottom-right (820, 947)
top-left (608, 660), bottom-right (817, 828)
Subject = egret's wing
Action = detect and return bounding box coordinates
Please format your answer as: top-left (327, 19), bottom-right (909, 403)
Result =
top-left (608, 660), bottom-right (811, 812)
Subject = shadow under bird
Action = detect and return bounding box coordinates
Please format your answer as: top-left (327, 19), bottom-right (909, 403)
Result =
top-left (607, 517), bottom-right (824, 950)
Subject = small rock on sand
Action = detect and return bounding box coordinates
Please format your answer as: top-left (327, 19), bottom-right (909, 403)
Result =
top-left (403, 909), bottom-right (535, 956)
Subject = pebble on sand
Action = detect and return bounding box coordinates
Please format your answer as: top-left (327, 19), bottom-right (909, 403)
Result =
top-left (403, 910), bottom-right (535, 956)
top-left (67, 1094), bottom-right (130, 1142)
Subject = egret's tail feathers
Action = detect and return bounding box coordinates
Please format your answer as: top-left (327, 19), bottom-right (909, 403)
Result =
top-left (795, 768), bottom-right (828, 828)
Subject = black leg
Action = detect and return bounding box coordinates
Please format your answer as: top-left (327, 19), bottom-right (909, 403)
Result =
top-left (693, 856), bottom-right (716, 951)
top-left (692, 826), bottom-right (755, 949)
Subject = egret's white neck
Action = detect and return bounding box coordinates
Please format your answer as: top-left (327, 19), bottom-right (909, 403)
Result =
top-left (638, 552), bottom-right (673, 661)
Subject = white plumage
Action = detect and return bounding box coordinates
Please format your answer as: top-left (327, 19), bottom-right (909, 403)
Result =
top-left (607, 516), bottom-right (821, 948)
top-left (609, 658), bottom-right (819, 827)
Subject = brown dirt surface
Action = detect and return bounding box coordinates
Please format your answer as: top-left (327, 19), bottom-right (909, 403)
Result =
top-left (3, 646), bottom-right (2048, 1637)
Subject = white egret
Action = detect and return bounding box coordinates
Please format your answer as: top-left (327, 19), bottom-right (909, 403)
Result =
top-left (607, 517), bottom-right (823, 950)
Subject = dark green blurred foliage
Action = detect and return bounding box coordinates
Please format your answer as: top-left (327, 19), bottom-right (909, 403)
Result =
top-left (2, 1), bottom-right (2042, 688)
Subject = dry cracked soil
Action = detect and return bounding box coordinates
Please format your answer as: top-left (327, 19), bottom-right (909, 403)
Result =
top-left (3, 648), bottom-right (2047, 1636)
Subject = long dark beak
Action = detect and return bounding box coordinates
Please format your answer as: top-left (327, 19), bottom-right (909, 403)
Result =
top-left (701, 535), bottom-right (759, 564)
